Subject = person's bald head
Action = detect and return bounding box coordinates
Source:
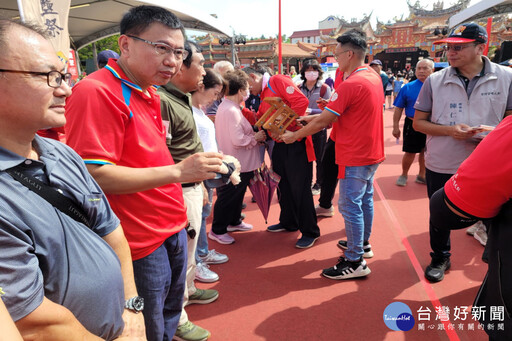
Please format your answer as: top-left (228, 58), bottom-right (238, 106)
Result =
top-left (415, 59), bottom-right (434, 82)
top-left (213, 60), bottom-right (234, 76)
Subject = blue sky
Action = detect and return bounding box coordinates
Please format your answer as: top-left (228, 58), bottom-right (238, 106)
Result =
top-left (181, 0), bottom-right (478, 38)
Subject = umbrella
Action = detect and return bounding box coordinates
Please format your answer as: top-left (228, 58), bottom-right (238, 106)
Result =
top-left (248, 163), bottom-right (280, 223)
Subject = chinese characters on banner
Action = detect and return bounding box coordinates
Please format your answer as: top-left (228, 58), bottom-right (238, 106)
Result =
top-left (17, 0), bottom-right (70, 63)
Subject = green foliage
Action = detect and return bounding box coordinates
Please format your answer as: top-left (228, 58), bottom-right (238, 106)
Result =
top-left (77, 34), bottom-right (120, 62)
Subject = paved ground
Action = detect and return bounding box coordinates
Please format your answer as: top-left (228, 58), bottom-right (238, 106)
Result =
top-left (186, 108), bottom-right (489, 341)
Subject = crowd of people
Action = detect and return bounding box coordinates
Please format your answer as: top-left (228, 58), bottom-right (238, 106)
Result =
top-left (0, 4), bottom-right (511, 340)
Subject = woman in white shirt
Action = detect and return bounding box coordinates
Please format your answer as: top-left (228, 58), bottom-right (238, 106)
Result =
top-left (191, 69), bottom-right (229, 281)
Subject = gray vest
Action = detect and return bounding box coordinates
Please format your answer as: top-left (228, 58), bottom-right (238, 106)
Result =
top-left (427, 57), bottom-right (512, 174)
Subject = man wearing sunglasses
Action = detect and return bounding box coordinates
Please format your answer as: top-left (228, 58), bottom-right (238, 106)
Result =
top-left (65, 5), bottom-right (224, 341)
top-left (413, 22), bottom-right (512, 283)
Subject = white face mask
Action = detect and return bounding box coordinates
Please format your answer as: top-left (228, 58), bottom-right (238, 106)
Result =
top-left (305, 71), bottom-right (319, 81)
top-left (242, 89), bottom-right (250, 102)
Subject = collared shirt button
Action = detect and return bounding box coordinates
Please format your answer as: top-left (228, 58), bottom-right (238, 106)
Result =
top-left (24, 160), bottom-right (32, 165)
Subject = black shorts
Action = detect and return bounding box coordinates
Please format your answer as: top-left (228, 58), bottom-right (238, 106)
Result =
top-left (403, 117), bottom-right (426, 153)
top-left (385, 90), bottom-right (393, 96)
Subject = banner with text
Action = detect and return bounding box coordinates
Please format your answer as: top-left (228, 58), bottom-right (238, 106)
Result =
top-left (17, 0), bottom-right (70, 63)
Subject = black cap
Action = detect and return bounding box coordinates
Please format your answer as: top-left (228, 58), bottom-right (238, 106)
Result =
top-left (434, 22), bottom-right (487, 45)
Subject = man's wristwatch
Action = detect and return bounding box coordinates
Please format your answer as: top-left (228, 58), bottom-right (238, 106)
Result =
top-left (125, 296), bottom-right (144, 313)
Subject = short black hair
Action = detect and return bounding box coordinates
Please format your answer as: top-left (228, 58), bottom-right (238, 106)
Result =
top-left (242, 65), bottom-right (266, 76)
top-left (299, 59), bottom-right (324, 81)
top-left (336, 29), bottom-right (367, 57)
top-left (120, 5), bottom-right (184, 37)
top-left (183, 40), bottom-right (202, 68)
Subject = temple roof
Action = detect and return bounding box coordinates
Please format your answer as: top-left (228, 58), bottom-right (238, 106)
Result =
top-left (407, 0), bottom-right (470, 17)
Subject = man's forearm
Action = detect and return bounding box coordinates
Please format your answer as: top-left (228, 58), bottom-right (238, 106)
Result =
top-left (392, 107), bottom-right (404, 128)
top-left (413, 110), bottom-right (453, 136)
top-left (16, 298), bottom-right (102, 341)
top-left (86, 152), bottom-right (223, 195)
top-left (294, 110), bottom-right (335, 140)
top-left (86, 164), bottom-right (182, 195)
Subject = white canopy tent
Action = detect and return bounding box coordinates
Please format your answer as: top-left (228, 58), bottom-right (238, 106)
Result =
top-left (0, 0), bottom-right (231, 50)
top-left (449, 0), bottom-right (512, 28)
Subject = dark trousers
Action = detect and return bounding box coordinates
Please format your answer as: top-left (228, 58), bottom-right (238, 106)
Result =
top-left (212, 171), bottom-right (253, 235)
top-left (429, 188), bottom-right (478, 260)
top-left (132, 229), bottom-right (188, 341)
top-left (426, 168), bottom-right (458, 259)
top-left (311, 129), bottom-right (327, 186)
top-left (318, 138), bottom-right (339, 209)
top-left (272, 140), bottom-right (320, 238)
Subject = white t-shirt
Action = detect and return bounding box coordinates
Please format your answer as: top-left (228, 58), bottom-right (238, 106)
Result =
top-left (192, 106), bottom-right (218, 153)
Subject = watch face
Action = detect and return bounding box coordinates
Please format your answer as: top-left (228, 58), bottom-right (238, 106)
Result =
top-left (133, 296), bottom-right (144, 311)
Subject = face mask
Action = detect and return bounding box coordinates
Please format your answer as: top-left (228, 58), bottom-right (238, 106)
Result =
top-left (242, 89), bottom-right (250, 102)
top-left (305, 71), bottom-right (319, 81)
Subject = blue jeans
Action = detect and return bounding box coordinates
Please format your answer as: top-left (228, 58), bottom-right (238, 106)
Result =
top-left (196, 187), bottom-right (213, 261)
top-left (132, 229), bottom-right (187, 341)
top-left (338, 164), bottom-right (380, 261)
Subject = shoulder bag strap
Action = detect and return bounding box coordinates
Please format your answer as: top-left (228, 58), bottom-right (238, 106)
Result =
top-left (6, 166), bottom-right (91, 228)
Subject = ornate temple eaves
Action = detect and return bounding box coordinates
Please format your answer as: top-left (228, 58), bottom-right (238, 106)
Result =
top-left (407, 0), bottom-right (470, 17)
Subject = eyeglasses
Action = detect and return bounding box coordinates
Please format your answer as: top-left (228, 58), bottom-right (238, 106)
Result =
top-left (442, 44), bottom-right (476, 52)
top-left (0, 69), bottom-right (72, 88)
top-left (334, 50), bottom-right (351, 61)
top-left (127, 35), bottom-right (189, 60)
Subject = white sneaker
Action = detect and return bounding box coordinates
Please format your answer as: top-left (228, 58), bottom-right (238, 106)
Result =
top-left (473, 222), bottom-right (487, 246)
top-left (322, 257), bottom-right (371, 280)
top-left (227, 221), bottom-right (253, 232)
top-left (198, 249), bottom-right (229, 265)
top-left (466, 221), bottom-right (481, 236)
top-left (195, 262), bottom-right (219, 283)
top-left (315, 204), bottom-right (334, 217)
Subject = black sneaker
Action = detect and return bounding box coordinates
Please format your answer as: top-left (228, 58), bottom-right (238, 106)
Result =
top-left (322, 257), bottom-right (371, 280)
top-left (424, 256), bottom-right (451, 283)
top-left (337, 240), bottom-right (374, 258)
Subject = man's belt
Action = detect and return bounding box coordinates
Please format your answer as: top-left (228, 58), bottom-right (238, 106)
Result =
top-left (182, 182), bottom-right (201, 188)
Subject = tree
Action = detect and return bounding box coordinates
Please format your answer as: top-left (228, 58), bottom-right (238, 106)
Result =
top-left (77, 34), bottom-right (120, 63)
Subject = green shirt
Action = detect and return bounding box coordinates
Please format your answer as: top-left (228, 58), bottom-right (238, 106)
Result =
top-left (158, 83), bottom-right (203, 163)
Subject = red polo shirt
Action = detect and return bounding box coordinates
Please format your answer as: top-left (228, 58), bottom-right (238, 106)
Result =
top-left (325, 66), bottom-right (385, 177)
top-left (444, 115), bottom-right (512, 219)
top-left (65, 59), bottom-right (187, 260)
top-left (258, 74), bottom-right (315, 161)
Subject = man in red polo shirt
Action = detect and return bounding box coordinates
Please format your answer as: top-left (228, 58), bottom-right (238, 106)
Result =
top-left (282, 29), bottom-right (384, 279)
top-left (242, 66), bottom-right (320, 249)
top-left (65, 6), bottom-right (223, 341)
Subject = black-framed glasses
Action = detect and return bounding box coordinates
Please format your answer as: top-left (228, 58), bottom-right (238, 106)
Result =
top-left (442, 44), bottom-right (477, 52)
top-left (0, 69), bottom-right (72, 88)
top-left (126, 35), bottom-right (189, 60)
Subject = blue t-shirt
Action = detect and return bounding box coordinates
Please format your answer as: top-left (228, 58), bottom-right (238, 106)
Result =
top-left (0, 135), bottom-right (124, 340)
top-left (393, 79), bottom-right (424, 118)
top-left (393, 79), bottom-right (404, 93)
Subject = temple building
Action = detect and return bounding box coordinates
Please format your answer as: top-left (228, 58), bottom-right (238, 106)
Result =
top-left (198, 0), bottom-right (512, 73)
top-left (370, 0), bottom-right (471, 71)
